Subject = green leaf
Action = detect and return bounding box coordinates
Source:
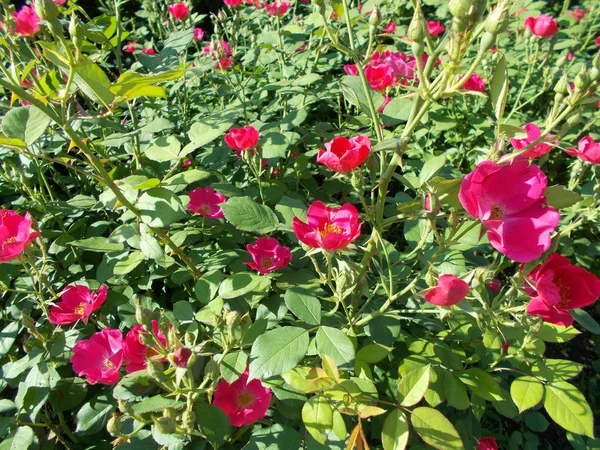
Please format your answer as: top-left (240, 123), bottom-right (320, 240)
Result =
top-left (1, 106), bottom-right (51, 146)
top-left (382, 97), bottom-right (413, 125)
top-left (397, 365), bottom-right (431, 407)
top-left (75, 394), bottom-right (116, 435)
top-left (302, 395), bottom-right (333, 444)
top-left (458, 368), bottom-right (502, 401)
top-left (410, 407), bottom-right (464, 450)
top-left (194, 270), bottom-right (222, 303)
top-left (195, 403), bottom-right (231, 448)
top-left (221, 197), bottom-right (279, 234)
top-left (443, 372), bottom-right (470, 410)
top-left (262, 132), bottom-right (288, 159)
top-left (545, 185), bottom-right (582, 209)
top-left (510, 376), bottom-right (544, 413)
top-left (0, 426), bottom-right (35, 450)
top-left (110, 70), bottom-right (185, 101)
top-left (137, 188), bottom-right (187, 227)
top-left (284, 287), bottom-right (322, 325)
top-left (356, 344), bottom-right (392, 364)
top-left (241, 424), bottom-right (302, 450)
top-left (531, 359), bottom-right (583, 382)
top-left (0, 322), bottom-right (20, 358)
top-left (420, 153), bottom-right (447, 186)
top-left (220, 351), bottom-right (248, 384)
top-left (315, 326), bottom-right (355, 365)
top-left (249, 327), bottom-right (309, 379)
top-left (132, 396), bottom-right (181, 415)
top-left (68, 237), bottom-right (125, 252)
top-left (381, 409), bottom-right (409, 450)
top-left (113, 251), bottom-right (145, 276)
top-left (544, 382), bottom-right (594, 438)
top-left (538, 323), bottom-right (581, 343)
top-left (218, 273), bottom-right (270, 299)
top-left (145, 136), bottom-right (182, 162)
top-left (490, 55), bottom-right (509, 121)
top-left (188, 112), bottom-right (237, 147)
top-left (139, 234), bottom-right (164, 260)
top-left (571, 309), bottom-right (600, 334)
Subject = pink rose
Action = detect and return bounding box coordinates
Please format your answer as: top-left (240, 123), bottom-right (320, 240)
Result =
top-left (383, 21), bottom-right (396, 34)
top-left (167, 2), bottom-right (190, 20)
top-left (524, 14), bottom-right (558, 38)
top-left (213, 368), bottom-right (272, 427)
top-left (293, 201), bottom-right (362, 251)
top-left (364, 65), bottom-right (395, 91)
top-left (526, 253), bottom-right (600, 326)
top-left (316, 136), bottom-right (371, 173)
top-left (12, 6), bottom-right (40, 37)
top-left (224, 125), bottom-right (259, 152)
top-left (461, 73), bottom-right (486, 92)
top-left (264, 1), bottom-right (290, 16)
top-left (0, 210), bottom-right (39, 262)
top-left (141, 48), bottom-right (155, 56)
top-left (510, 123), bottom-right (557, 158)
top-left (172, 347), bottom-right (192, 368)
top-left (71, 329), bottom-right (124, 385)
top-left (123, 321), bottom-right (167, 373)
top-left (245, 237), bottom-right (292, 274)
top-left (344, 64), bottom-right (358, 76)
top-left (49, 285), bottom-right (108, 325)
top-left (187, 187), bottom-right (227, 219)
top-left (478, 437), bottom-right (498, 450)
top-left (459, 160), bottom-right (560, 263)
top-left (224, 0), bottom-right (243, 5)
top-left (194, 27), bottom-right (205, 41)
top-left (565, 136), bottom-right (600, 164)
top-left (424, 274), bottom-right (469, 306)
top-left (427, 20), bottom-right (445, 36)
top-left (570, 9), bottom-right (586, 24)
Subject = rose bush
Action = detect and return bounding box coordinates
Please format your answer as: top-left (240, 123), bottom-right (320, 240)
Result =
top-left (0, 0), bottom-right (599, 449)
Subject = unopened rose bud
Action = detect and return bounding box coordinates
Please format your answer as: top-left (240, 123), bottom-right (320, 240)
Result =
top-left (556, 54), bottom-right (567, 67)
top-left (554, 74), bottom-right (569, 94)
top-left (135, 302), bottom-right (154, 328)
top-left (408, 3), bottom-right (426, 43)
top-left (567, 109), bottom-right (582, 126)
top-left (107, 413), bottom-right (121, 437)
top-left (449, 0), bottom-right (487, 24)
top-left (69, 15), bottom-right (84, 53)
top-left (154, 416), bottom-right (177, 434)
top-left (479, 31), bottom-right (496, 54)
top-left (172, 347), bottom-right (193, 368)
top-left (574, 68), bottom-right (590, 90)
top-left (34, 0), bottom-right (59, 22)
top-left (423, 193), bottom-right (440, 215)
top-left (368, 6), bottom-right (381, 28)
top-left (117, 398), bottom-right (134, 416)
top-left (484, 0), bottom-right (509, 35)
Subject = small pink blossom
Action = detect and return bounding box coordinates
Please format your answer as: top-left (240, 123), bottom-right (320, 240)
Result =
top-left (187, 187), bottom-right (227, 219)
top-left (524, 14), bottom-right (558, 38)
top-left (141, 48), bottom-right (155, 56)
top-left (0, 210), bottom-right (39, 263)
top-left (53, 0), bottom-right (67, 5)
top-left (49, 285), bottom-right (108, 325)
top-left (570, 9), bottom-right (586, 24)
top-left (264, 1), bottom-right (290, 16)
top-left (224, 0), bottom-right (243, 5)
top-left (383, 22), bottom-right (396, 34)
top-left (194, 28), bottom-right (205, 41)
top-left (424, 274), bottom-right (469, 306)
top-left (317, 136), bottom-right (371, 173)
top-left (213, 368), bottom-right (272, 427)
top-left (565, 136), bottom-right (600, 164)
top-left (510, 123), bottom-right (557, 158)
top-left (478, 437), bottom-right (498, 450)
top-left (124, 41), bottom-right (137, 53)
top-left (71, 329), bottom-right (124, 385)
top-left (168, 2), bottom-right (190, 20)
top-left (461, 73), bottom-right (486, 92)
top-left (12, 6), bottom-right (40, 37)
top-left (427, 20), bottom-right (445, 36)
top-left (245, 237), bottom-right (292, 274)
top-left (344, 64), bottom-right (358, 76)
top-left (596, 35), bottom-right (600, 47)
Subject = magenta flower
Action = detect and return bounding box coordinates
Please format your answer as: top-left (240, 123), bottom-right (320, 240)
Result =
top-left (383, 21), bottom-right (396, 34)
top-left (316, 136), bottom-right (371, 173)
top-left (526, 253), bottom-right (600, 327)
top-left (168, 2), bottom-right (190, 20)
top-left (123, 321), bottom-right (166, 373)
top-left (510, 123), bottom-right (557, 158)
top-left (141, 47), bottom-right (155, 56)
top-left (194, 27), bottom-right (205, 41)
top-left (364, 65), bottom-right (395, 91)
top-left (461, 73), bottom-right (486, 92)
top-left (224, 0), bottom-right (243, 5)
top-left (124, 41), bottom-right (137, 53)
top-left (172, 347), bottom-right (192, 368)
top-left (224, 126), bottom-right (259, 152)
top-left (344, 64), bottom-right (358, 76)
top-left (213, 368), bottom-right (272, 427)
top-left (0, 210), bottom-right (39, 263)
top-left (478, 437), bottom-right (498, 450)
top-left (49, 285), bottom-right (108, 325)
top-left (424, 275), bottom-right (469, 306)
top-left (245, 237), bottom-right (292, 274)
top-left (570, 9), bottom-right (586, 24)
top-left (293, 201), bottom-right (362, 251)
top-left (203, 40), bottom-right (232, 58)
top-left (377, 95), bottom-right (391, 114)
top-left (187, 187), bottom-right (226, 219)
top-left (427, 20), bottom-right (445, 36)
top-left (459, 160), bottom-right (560, 263)
top-left (565, 136), bottom-right (600, 164)
top-left (13, 6), bottom-right (40, 37)
top-left (53, 0), bottom-right (67, 5)
top-left (71, 329), bottom-right (124, 385)
top-left (524, 14), bottom-right (558, 38)
top-left (264, 1), bottom-right (290, 16)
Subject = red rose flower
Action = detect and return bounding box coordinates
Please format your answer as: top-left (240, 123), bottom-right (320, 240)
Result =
top-left (424, 274), bottom-right (469, 306)
top-left (316, 135), bottom-right (371, 173)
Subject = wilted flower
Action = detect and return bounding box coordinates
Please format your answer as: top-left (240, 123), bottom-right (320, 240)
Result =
top-left (49, 285), bottom-right (108, 325)
top-left (565, 136), bottom-right (600, 164)
top-left (194, 27), bottom-right (205, 41)
top-left (524, 14), bottom-right (558, 38)
top-left (316, 136), bottom-right (371, 173)
top-left (0, 210), bottom-right (39, 263)
top-left (124, 321), bottom-right (167, 373)
top-left (459, 160), bottom-right (560, 263)
top-left (245, 237), bottom-right (292, 274)
top-left (13, 6), bottom-right (41, 37)
top-left (510, 123), bottom-right (557, 158)
top-left (187, 187), bottom-right (227, 219)
top-left (526, 253), bottom-right (600, 327)
top-left (461, 73), bottom-right (486, 92)
top-left (168, 2), bottom-right (190, 20)
top-left (71, 329), bottom-right (124, 385)
top-left (225, 126), bottom-right (259, 152)
top-left (427, 20), bottom-right (445, 36)
top-left (424, 274), bottom-right (469, 306)
top-left (213, 368), bottom-right (272, 427)
top-left (293, 201), bottom-right (362, 251)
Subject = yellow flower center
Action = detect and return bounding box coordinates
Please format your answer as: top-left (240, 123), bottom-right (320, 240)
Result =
top-left (104, 359), bottom-right (116, 369)
top-left (1, 236), bottom-right (17, 249)
top-left (555, 279), bottom-right (572, 309)
top-left (236, 391), bottom-right (254, 408)
top-left (261, 258), bottom-right (274, 269)
top-left (489, 204), bottom-right (504, 220)
top-left (201, 204), bottom-right (211, 215)
top-left (318, 223), bottom-right (342, 239)
top-left (74, 302), bottom-right (86, 316)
